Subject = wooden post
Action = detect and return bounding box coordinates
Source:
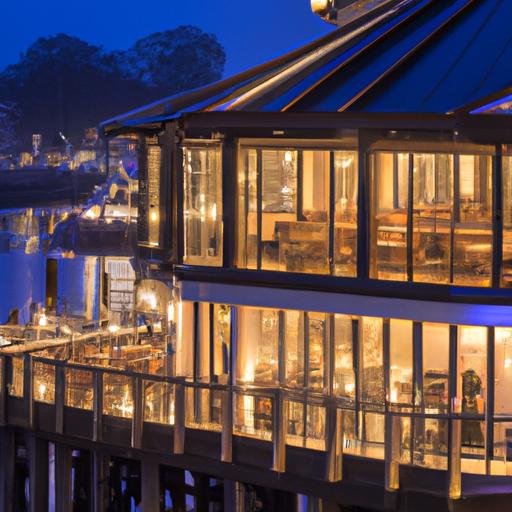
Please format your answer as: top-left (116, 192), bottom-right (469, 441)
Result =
top-left (26, 433), bottom-right (49, 512)
top-left (140, 458), bottom-right (161, 511)
top-left (221, 389), bottom-right (233, 463)
top-left (272, 391), bottom-right (287, 473)
top-left (93, 371), bottom-right (103, 442)
top-left (326, 407), bottom-right (343, 482)
top-left (174, 382), bottom-right (185, 454)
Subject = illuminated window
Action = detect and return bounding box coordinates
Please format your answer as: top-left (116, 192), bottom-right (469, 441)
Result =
top-left (389, 320), bottom-right (413, 407)
top-left (495, 328), bottom-right (512, 415)
top-left (359, 317), bottom-right (384, 406)
top-left (502, 156), bottom-right (512, 287)
top-left (333, 314), bottom-right (355, 399)
top-left (183, 145), bottom-right (222, 265)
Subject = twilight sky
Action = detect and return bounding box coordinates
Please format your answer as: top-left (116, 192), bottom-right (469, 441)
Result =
top-left (0, 0), bottom-right (333, 78)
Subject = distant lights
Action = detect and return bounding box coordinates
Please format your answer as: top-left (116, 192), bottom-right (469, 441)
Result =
top-left (108, 325), bottom-right (120, 334)
top-left (284, 151), bottom-right (293, 164)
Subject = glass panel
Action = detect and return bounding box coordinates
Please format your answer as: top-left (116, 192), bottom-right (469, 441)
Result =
top-left (177, 301), bottom-right (194, 379)
top-left (183, 145), bottom-right (222, 265)
top-left (495, 328), bottom-right (512, 415)
top-left (370, 152), bottom-right (408, 281)
top-left (144, 381), bottom-right (174, 425)
top-left (237, 149), bottom-right (258, 269)
top-left (286, 401), bottom-right (326, 450)
top-left (234, 393), bottom-right (273, 441)
top-left (360, 317), bottom-right (384, 406)
top-left (413, 418), bottom-right (448, 469)
top-left (358, 412), bottom-right (385, 459)
top-left (261, 150), bottom-right (297, 270)
top-left (286, 400), bottom-right (305, 447)
top-left (284, 310), bottom-right (304, 389)
top-left (213, 305), bottom-right (230, 384)
top-left (33, 362), bottom-right (55, 404)
top-left (461, 420), bottom-right (485, 474)
top-left (333, 314), bottom-right (355, 399)
top-left (422, 323), bottom-right (449, 413)
top-left (412, 154), bottom-right (453, 284)
top-left (333, 151), bottom-right (358, 277)
top-left (389, 320), bottom-right (413, 407)
top-left (65, 369), bottom-right (93, 410)
top-left (197, 303), bottom-right (210, 381)
top-left (502, 157), bottom-right (512, 287)
top-left (453, 155), bottom-right (492, 287)
top-left (185, 387), bottom-right (222, 431)
top-left (237, 307), bottom-right (279, 386)
top-left (8, 356), bottom-right (24, 398)
top-left (492, 422), bottom-right (512, 475)
top-left (306, 404), bottom-right (326, 450)
top-left (457, 326), bottom-right (487, 416)
top-left (103, 373), bottom-right (133, 418)
top-left (307, 312), bottom-right (326, 391)
top-left (400, 416), bottom-right (412, 464)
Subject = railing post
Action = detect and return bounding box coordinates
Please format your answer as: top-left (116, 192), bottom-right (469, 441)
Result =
top-left (0, 357), bottom-right (7, 426)
top-left (448, 418), bottom-right (462, 500)
top-left (131, 377), bottom-right (143, 449)
top-left (93, 371), bottom-right (103, 443)
top-left (385, 414), bottom-right (401, 492)
top-left (221, 389), bottom-right (233, 463)
top-left (55, 365), bottom-right (65, 435)
top-left (174, 382), bottom-right (185, 454)
top-left (23, 354), bottom-right (34, 429)
top-left (326, 406), bottom-right (343, 482)
top-left (272, 391), bottom-right (286, 473)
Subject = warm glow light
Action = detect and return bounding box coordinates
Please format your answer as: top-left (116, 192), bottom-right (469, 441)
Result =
top-left (243, 360), bottom-right (255, 383)
top-left (150, 210), bottom-right (158, 222)
top-left (344, 382), bottom-right (355, 395)
top-left (311, 0), bottom-right (330, 14)
top-left (210, 203), bottom-right (217, 222)
top-left (284, 151), bottom-right (293, 163)
top-left (390, 388), bottom-right (398, 403)
top-left (38, 383), bottom-right (47, 399)
top-left (505, 359), bottom-right (512, 369)
top-left (38, 313), bottom-right (47, 327)
top-left (340, 157), bottom-right (353, 169)
top-left (108, 325), bottom-right (120, 334)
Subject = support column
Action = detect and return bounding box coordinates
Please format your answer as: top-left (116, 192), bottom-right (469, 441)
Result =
top-left (54, 443), bottom-right (73, 511)
top-left (0, 428), bottom-right (15, 512)
top-left (26, 434), bottom-right (49, 512)
top-left (140, 458), bottom-right (160, 511)
top-left (92, 451), bottom-right (110, 512)
top-left (224, 480), bottom-right (237, 512)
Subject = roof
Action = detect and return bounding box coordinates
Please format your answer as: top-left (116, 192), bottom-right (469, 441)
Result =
top-left (102, 0), bottom-right (512, 134)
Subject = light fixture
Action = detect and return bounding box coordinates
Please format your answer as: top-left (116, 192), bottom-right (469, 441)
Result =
top-left (38, 313), bottom-right (47, 327)
top-left (108, 325), bottom-right (120, 334)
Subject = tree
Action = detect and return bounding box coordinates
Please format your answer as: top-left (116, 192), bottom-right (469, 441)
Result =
top-left (118, 25), bottom-right (226, 95)
top-left (0, 102), bottom-right (17, 152)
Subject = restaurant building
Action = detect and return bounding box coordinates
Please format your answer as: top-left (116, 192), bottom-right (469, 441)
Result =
top-left (2, 0), bottom-right (512, 510)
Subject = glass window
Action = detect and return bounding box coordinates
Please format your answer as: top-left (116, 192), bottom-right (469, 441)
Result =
top-left (286, 402), bottom-right (326, 451)
top-left (412, 154), bottom-right (453, 284)
top-left (234, 392), bottom-right (273, 441)
top-left (457, 326), bottom-right (487, 416)
top-left (307, 312), bottom-right (327, 391)
top-left (213, 305), bottom-right (231, 383)
top-left (197, 302), bottom-right (210, 381)
top-left (177, 300), bottom-right (194, 379)
top-left (453, 155), bottom-right (492, 286)
top-left (370, 152), bottom-right (409, 281)
top-left (495, 328), bottom-right (512, 415)
top-left (413, 418), bottom-right (448, 469)
top-left (502, 156), bottom-right (512, 287)
top-left (183, 145), bottom-right (222, 265)
top-left (359, 317), bottom-right (384, 406)
top-left (284, 310), bottom-right (304, 388)
top-left (237, 307), bottom-right (279, 386)
top-left (237, 149), bottom-right (258, 269)
top-left (333, 314), bottom-right (355, 399)
top-left (422, 323), bottom-right (449, 413)
top-left (333, 151), bottom-right (358, 277)
top-left (389, 320), bottom-right (413, 407)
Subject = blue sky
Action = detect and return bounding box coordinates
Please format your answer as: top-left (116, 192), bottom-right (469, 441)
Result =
top-left (0, 0), bottom-right (333, 78)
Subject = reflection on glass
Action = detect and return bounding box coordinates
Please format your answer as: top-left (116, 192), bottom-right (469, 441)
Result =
top-left (185, 387), bottom-right (221, 432)
top-left (333, 314), bottom-right (355, 399)
top-left (453, 155), bottom-right (492, 286)
top-left (457, 326), bottom-right (487, 418)
top-left (495, 328), bottom-right (512, 415)
top-left (307, 312), bottom-right (326, 391)
top-left (389, 320), bottom-right (412, 407)
top-left (237, 308), bottom-right (278, 385)
top-left (66, 369), bottom-right (93, 410)
top-left (492, 422), bottom-right (512, 471)
top-left (103, 373), bottom-right (133, 418)
top-left (413, 418), bottom-right (448, 469)
top-left (333, 151), bottom-right (358, 277)
top-left (413, 154), bottom-right (453, 284)
top-left (213, 305), bottom-right (231, 383)
top-left (183, 145), bottom-right (222, 265)
top-left (360, 317), bottom-right (384, 406)
top-left (286, 401), bottom-right (326, 451)
top-left (234, 393), bottom-right (273, 441)
top-left (144, 381), bottom-right (174, 425)
top-left (33, 362), bottom-right (55, 404)
top-left (8, 356), bottom-right (24, 398)
top-left (370, 152), bottom-right (409, 281)
top-left (284, 310), bottom-right (304, 388)
top-left (422, 323), bottom-right (449, 413)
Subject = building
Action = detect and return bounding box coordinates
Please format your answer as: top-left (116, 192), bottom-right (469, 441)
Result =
top-left (2, 0), bottom-right (512, 510)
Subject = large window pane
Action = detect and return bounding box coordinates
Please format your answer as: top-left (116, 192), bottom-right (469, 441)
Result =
top-left (457, 326), bottom-right (486, 419)
top-left (333, 314), bottom-right (355, 399)
top-left (495, 328), bottom-right (512, 415)
top-left (453, 155), bottom-right (492, 287)
top-left (422, 323), bottom-right (449, 413)
top-left (412, 154), bottom-right (453, 284)
top-left (389, 320), bottom-right (413, 407)
top-left (333, 151), bottom-right (358, 277)
top-left (183, 145), bottom-right (222, 265)
top-left (370, 152), bottom-right (408, 281)
top-left (307, 312), bottom-right (327, 391)
top-left (360, 317), bottom-right (384, 406)
top-left (284, 310), bottom-right (304, 388)
top-left (213, 304), bottom-right (230, 383)
top-left (502, 156), bottom-right (512, 286)
top-left (237, 307), bottom-right (279, 386)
